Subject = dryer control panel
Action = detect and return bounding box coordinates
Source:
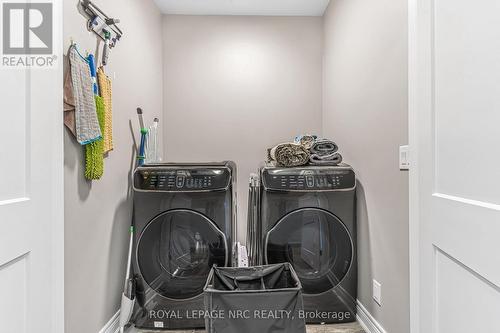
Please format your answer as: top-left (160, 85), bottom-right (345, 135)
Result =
top-left (134, 166), bottom-right (231, 192)
top-left (262, 166), bottom-right (355, 191)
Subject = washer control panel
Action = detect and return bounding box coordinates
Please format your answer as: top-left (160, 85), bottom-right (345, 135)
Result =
top-left (134, 167), bottom-right (231, 191)
top-left (262, 167), bottom-right (355, 191)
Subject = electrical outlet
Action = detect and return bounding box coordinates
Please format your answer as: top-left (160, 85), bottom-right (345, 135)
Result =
top-left (399, 145), bottom-right (410, 170)
top-left (373, 279), bottom-right (382, 306)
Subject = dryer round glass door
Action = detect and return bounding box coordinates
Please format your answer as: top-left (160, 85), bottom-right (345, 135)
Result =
top-left (265, 208), bottom-right (353, 295)
top-left (137, 209), bottom-right (228, 300)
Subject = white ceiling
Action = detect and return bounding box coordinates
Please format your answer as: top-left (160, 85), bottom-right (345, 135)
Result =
top-left (154, 0), bottom-right (331, 16)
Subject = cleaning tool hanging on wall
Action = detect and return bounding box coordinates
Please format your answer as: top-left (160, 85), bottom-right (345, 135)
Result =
top-left (102, 29), bottom-right (111, 66)
top-left (69, 45), bottom-right (102, 145)
top-left (85, 95), bottom-right (105, 180)
top-left (84, 54), bottom-right (105, 180)
top-left (80, 0), bottom-right (123, 51)
top-left (88, 54), bottom-right (99, 95)
top-left (97, 67), bottom-right (113, 152)
top-left (136, 108), bottom-right (148, 166)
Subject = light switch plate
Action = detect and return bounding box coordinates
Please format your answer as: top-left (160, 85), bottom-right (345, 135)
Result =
top-left (373, 279), bottom-right (382, 306)
top-left (399, 145), bottom-right (410, 170)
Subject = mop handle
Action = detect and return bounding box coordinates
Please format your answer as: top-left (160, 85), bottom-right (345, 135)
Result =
top-left (137, 128), bottom-right (147, 166)
top-left (125, 226), bottom-right (134, 282)
top-left (136, 108), bottom-right (147, 166)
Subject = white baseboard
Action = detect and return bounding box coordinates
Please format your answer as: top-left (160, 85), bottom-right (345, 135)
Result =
top-left (101, 301), bottom-right (386, 333)
top-left (356, 300), bottom-right (387, 333)
top-left (98, 310), bottom-right (120, 333)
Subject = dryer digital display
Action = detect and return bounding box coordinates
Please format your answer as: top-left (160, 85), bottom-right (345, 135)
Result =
top-left (134, 167), bottom-right (231, 191)
top-left (262, 166), bottom-right (355, 191)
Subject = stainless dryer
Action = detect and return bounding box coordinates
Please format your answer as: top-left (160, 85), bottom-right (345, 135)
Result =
top-left (247, 163), bottom-right (357, 324)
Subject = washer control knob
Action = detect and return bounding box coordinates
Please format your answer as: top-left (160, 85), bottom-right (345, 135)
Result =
top-left (176, 176), bottom-right (185, 188)
top-left (306, 175), bottom-right (315, 188)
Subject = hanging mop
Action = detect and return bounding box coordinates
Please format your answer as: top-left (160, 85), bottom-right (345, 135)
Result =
top-left (84, 54), bottom-right (105, 180)
top-left (84, 96), bottom-right (105, 180)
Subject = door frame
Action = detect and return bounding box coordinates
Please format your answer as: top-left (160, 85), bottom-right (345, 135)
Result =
top-left (32, 0), bottom-right (64, 331)
top-left (408, 0), bottom-right (418, 329)
top-left (408, 0), bottom-right (427, 331)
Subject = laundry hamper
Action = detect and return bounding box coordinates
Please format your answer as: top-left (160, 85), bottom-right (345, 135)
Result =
top-left (203, 263), bottom-right (306, 333)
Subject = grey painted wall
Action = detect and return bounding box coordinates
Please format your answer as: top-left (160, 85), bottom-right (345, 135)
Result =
top-left (322, 1), bottom-right (409, 332)
top-left (63, 1), bottom-right (163, 332)
top-left (161, 15), bottom-right (324, 242)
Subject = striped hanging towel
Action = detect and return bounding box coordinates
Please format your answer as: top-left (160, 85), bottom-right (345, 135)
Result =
top-left (69, 46), bottom-right (102, 145)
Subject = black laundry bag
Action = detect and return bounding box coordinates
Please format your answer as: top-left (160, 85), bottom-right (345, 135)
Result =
top-left (203, 263), bottom-right (306, 333)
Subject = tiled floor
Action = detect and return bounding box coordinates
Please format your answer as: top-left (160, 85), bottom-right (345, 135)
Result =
top-left (128, 322), bottom-right (365, 333)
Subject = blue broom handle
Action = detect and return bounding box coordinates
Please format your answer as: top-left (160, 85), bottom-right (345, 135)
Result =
top-left (137, 128), bottom-right (147, 166)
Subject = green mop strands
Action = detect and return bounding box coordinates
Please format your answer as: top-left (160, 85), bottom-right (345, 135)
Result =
top-left (85, 96), bottom-right (105, 180)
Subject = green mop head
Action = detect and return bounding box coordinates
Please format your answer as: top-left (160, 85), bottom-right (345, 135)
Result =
top-left (85, 96), bottom-right (105, 180)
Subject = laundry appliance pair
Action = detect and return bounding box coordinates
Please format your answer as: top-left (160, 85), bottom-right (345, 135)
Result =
top-left (130, 161), bottom-right (356, 330)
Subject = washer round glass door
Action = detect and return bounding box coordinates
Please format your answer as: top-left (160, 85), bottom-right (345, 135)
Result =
top-left (137, 209), bottom-right (227, 300)
top-left (265, 208), bottom-right (353, 295)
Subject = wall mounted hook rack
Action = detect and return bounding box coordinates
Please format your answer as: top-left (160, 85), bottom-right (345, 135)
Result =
top-left (79, 0), bottom-right (123, 49)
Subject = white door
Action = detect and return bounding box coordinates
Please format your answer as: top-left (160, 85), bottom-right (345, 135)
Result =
top-left (409, 0), bottom-right (500, 332)
top-left (0, 1), bottom-right (63, 332)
